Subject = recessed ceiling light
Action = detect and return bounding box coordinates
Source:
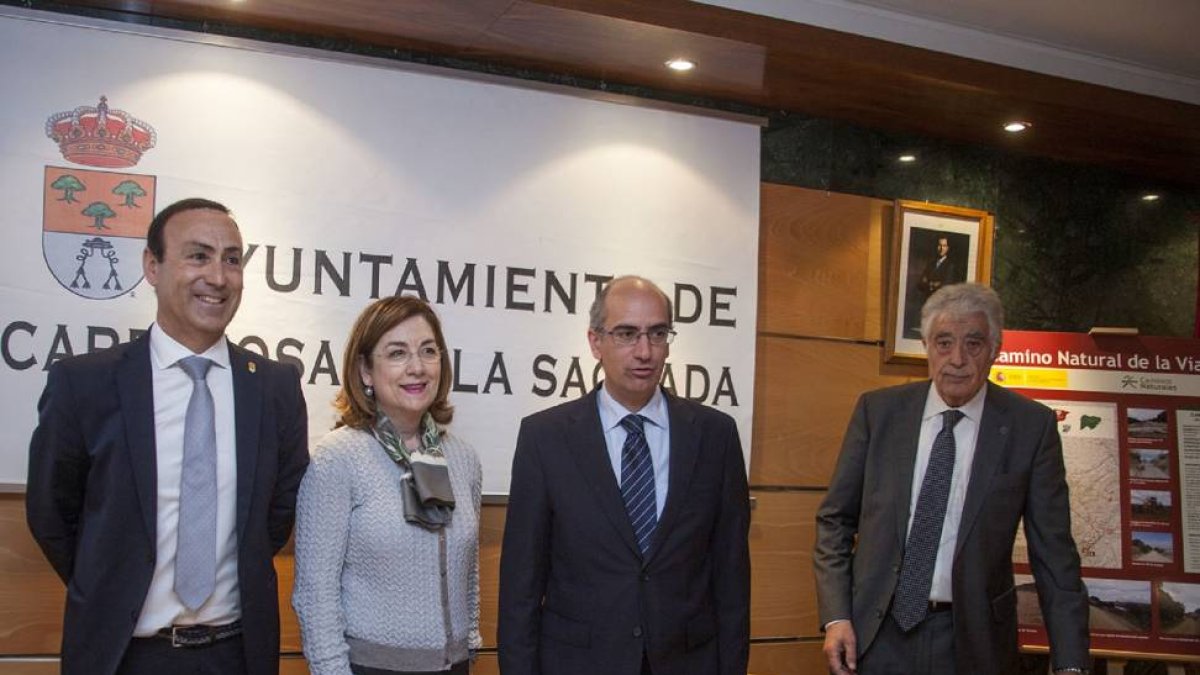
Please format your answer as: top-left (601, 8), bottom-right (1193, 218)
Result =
top-left (898, 154), bottom-right (917, 163)
top-left (665, 58), bottom-right (696, 72)
top-left (1003, 121), bottom-right (1031, 133)
top-left (1141, 194), bottom-right (1161, 202)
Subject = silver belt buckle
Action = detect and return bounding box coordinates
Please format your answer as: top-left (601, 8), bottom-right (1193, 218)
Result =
top-left (170, 626), bottom-right (210, 648)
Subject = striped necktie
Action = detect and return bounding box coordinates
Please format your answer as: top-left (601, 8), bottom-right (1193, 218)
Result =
top-left (620, 414), bottom-right (657, 555)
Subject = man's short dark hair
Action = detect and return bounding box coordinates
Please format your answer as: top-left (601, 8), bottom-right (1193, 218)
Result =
top-left (146, 198), bottom-right (233, 261)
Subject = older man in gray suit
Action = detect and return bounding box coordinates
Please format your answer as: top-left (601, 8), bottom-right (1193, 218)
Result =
top-left (814, 283), bottom-right (1089, 675)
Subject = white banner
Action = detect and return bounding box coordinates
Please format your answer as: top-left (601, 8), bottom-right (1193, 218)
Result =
top-left (0, 11), bottom-right (761, 491)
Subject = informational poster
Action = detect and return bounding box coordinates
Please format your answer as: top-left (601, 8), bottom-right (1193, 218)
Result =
top-left (992, 331), bottom-right (1200, 658)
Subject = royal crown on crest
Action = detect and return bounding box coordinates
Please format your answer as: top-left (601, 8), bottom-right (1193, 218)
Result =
top-left (45, 96), bottom-right (157, 168)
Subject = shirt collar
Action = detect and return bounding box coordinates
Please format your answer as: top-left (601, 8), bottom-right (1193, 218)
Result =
top-left (597, 383), bottom-right (668, 433)
top-left (922, 380), bottom-right (987, 423)
top-left (149, 323), bottom-right (230, 372)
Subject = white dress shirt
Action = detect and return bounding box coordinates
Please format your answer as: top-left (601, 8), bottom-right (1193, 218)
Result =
top-left (134, 324), bottom-right (240, 634)
top-left (906, 383), bottom-right (988, 603)
top-left (596, 385), bottom-right (670, 519)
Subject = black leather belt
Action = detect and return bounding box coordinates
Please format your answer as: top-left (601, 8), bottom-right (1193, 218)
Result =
top-left (154, 620), bottom-right (242, 648)
top-left (927, 601), bottom-right (953, 613)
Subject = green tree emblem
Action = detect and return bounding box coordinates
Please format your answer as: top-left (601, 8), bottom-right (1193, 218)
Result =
top-left (81, 201), bottom-right (117, 230)
top-left (51, 174), bottom-right (86, 203)
top-left (112, 180), bottom-right (147, 208)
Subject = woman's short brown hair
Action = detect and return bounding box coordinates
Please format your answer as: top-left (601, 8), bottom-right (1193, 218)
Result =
top-left (333, 295), bottom-right (454, 430)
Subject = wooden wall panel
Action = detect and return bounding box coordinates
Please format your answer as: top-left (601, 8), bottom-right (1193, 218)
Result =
top-left (749, 490), bottom-right (822, 639)
top-left (0, 664), bottom-right (60, 675)
top-left (759, 184), bottom-right (889, 342)
top-left (0, 495), bottom-right (63, 656)
top-left (748, 640), bottom-right (829, 675)
top-left (472, 653), bottom-right (499, 675)
top-left (479, 503), bottom-right (506, 648)
top-left (750, 337), bottom-right (920, 487)
top-left (278, 553), bottom-right (301, 652)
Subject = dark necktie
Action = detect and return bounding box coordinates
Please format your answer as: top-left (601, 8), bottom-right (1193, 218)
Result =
top-left (175, 355), bottom-right (217, 610)
top-left (891, 408), bottom-right (965, 632)
top-left (620, 414), bottom-right (657, 555)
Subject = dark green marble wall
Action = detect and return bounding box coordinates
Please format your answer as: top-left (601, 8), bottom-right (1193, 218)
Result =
top-left (763, 112), bottom-right (1200, 337)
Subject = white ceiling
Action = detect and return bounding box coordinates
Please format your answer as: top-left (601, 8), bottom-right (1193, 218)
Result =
top-left (699, 0), bottom-right (1200, 104)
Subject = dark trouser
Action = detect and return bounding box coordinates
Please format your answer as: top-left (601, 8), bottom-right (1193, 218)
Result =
top-left (117, 634), bottom-right (248, 675)
top-left (860, 610), bottom-right (956, 675)
top-left (351, 661), bottom-right (469, 675)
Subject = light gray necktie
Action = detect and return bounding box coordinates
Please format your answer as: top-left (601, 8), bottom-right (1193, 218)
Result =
top-left (175, 355), bottom-right (217, 610)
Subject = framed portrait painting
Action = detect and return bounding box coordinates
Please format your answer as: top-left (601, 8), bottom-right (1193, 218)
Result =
top-left (885, 200), bottom-right (994, 364)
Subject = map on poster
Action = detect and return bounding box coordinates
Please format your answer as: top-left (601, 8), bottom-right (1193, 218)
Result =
top-left (1013, 400), bottom-right (1122, 569)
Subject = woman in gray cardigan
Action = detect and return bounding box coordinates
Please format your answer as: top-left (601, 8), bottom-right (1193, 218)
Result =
top-left (293, 296), bottom-right (481, 675)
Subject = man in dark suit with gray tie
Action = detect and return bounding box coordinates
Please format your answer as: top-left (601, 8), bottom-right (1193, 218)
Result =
top-left (27, 198), bottom-right (309, 675)
top-left (498, 275), bottom-right (750, 675)
top-left (814, 283), bottom-right (1090, 675)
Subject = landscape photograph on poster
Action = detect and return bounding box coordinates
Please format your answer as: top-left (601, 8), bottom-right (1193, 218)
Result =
top-left (1158, 582), bottom-right (1200, 637)
top-left (1128, 448), bottom-right (1171, 481)
top-left (1083, 578), bottom-right (1153, 633)
top-left (1130, 531), bottom-right (1175, 565)
top-left (1015, 574), bottom-right (1044, 627)
top-left (1020, 576), bottom-right (1153, 633)
top-left (1130, 489), bottom-right (1173, 523)
top-left (1127, 408), bottom-right (1169, 442)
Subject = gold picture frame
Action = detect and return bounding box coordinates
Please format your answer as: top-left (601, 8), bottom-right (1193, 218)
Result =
top-left (885, 200), bottom-right (994, 364)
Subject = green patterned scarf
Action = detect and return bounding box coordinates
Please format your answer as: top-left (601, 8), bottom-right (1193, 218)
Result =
top-left (371, 410), bottom-right (455, 530)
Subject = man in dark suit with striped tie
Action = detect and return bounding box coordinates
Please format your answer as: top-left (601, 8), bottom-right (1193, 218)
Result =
top-left (498, 275), bottom-right (750, 675)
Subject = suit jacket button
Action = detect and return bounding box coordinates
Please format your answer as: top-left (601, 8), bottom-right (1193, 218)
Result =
top-left (633, 626), bottom-right (643, 637)
top-left (642, 574), bottom-right (650, 581)
top-left (876, 609), bottom-right (885, 619)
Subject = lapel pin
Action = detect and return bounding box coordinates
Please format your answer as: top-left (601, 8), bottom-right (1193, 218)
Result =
top-left (248, 362), bottom-right (257, 374)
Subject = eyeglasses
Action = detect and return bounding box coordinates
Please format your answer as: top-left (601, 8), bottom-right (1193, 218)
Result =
top-left (599, 326), bottom-right (676, 346)
top-left (374, 344), bottom-right (441, 366)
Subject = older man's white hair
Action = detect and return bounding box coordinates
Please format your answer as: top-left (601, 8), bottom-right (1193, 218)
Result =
top-left (919, 283), bottom-right (1004, 358)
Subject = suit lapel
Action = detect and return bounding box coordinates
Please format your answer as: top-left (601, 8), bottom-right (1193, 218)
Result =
top-left (229, 345), bottom-right (262, 541)
top-left (567, 391), bottom-right (642, 558)
top-left (892, 383), bottom-right (931, 550)
top-left (955, 383), bottom-right (1011, 558)
top-left (118, 334), bottom-right (158, 545)
top-left (645, 392), bottom-right (699, 563)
